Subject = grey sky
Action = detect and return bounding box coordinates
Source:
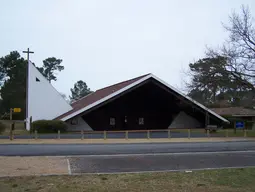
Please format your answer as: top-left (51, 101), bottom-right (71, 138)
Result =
top-left (1, 0), bottom-right (255, 96)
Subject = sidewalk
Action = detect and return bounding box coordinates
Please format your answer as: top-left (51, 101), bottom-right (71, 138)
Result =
top-left (0, 156), bottom-right (68, 177)
top-left (0, 137), bottom-right (253, 144)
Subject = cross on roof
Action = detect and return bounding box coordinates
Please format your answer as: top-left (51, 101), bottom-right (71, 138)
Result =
top-left (22, 48), bottom-right (34, 61)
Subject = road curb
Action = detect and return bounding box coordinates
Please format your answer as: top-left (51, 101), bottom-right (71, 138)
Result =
top-left (0, 138), bottom-right (253, 145)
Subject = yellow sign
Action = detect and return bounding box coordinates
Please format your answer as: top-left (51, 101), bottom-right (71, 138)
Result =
top-left (13, 108), bottom-right (21, 113)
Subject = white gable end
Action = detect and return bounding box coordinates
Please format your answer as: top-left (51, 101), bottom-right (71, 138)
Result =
top-left (27, 61), bottom-right (72, 129)
top-left (168, 111), bottom-right (202, 128)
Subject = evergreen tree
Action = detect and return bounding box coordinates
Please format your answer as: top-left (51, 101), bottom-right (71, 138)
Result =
top-left (70, 80), bottom-right (92, 102)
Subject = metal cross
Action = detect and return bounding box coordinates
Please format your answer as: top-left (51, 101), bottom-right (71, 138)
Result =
top-left (22, 48), bottom-right (34, 130)
top-left (22, 48), bottom-right (34, 62)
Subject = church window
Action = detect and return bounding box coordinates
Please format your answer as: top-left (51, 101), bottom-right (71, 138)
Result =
top-left (110, 118), bottom-right (115, 125)
top-left (139, 117), bottom-right (144, 125)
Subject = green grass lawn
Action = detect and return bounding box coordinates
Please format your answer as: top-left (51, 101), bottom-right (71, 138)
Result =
top-left (0, 168), bottom-right (255, 192)
top-left (0, 121), bottom-right (30, 136)
top-left (172, 128), bottom-right (255, 137)
top-left (216, 129), bottom-right (255, 137)
top-left (1, 129), bottom-right (30, 136)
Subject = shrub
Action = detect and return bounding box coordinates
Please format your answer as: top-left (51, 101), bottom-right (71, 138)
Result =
top-left (31, 120), bottom-right (68, 133)
top-left (0, 121), bottom-right (6, 134)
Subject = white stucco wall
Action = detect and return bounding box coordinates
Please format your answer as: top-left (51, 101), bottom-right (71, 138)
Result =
top-left (168, 111), bottom-right (202, 128)
top-left (27, 61), bottom-right (72, 130)
top-left (67, 116), bottom-right (92, 131)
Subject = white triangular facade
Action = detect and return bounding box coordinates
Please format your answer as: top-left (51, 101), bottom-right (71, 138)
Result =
top-left (168, 111), bottom-right (202, 128)
top-left (26, 61), bottom-right (72, 130)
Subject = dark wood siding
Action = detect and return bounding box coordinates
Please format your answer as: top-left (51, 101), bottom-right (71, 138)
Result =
top-left (82, 79), bottom-right (221, 131)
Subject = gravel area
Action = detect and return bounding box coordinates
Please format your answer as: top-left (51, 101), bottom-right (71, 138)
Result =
top-left (0, 156), bottom-right (68, 177)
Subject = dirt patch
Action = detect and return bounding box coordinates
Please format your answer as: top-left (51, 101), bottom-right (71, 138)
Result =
top-left (0, 156), bottom-right (68, 177)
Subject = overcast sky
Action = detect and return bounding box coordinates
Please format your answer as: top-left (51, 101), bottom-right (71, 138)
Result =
top-left (1, 0), bottom-right (255, 96)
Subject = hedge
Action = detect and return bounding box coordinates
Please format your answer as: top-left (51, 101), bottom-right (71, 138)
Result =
top-left (0, 122), bottom-right (6, 134)
top-left (31, 120), bottom-right (68, 133)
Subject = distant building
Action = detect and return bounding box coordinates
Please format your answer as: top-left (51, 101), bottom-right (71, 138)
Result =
top-left (210, 107), bottom-right (255, 129)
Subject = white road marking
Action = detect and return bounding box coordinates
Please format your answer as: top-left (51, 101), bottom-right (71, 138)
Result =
top-left (67, 158), bottom-right (71, 175)
top-left (59, 150), bottom-right (255, 158)
top-left (71, 165), bottom-right (255, 175)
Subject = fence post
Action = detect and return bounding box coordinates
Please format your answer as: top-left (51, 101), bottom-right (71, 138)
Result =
top-left (81, 130), bottom-right (84, 140)
top-left (168, 129), bottom-right (171, 139)
top-left (125, 131), bottom-right (128, 140)
top-left (147, 130), bottom-right (150, 139)
top-left (226, 129), bottom-right (228, 137)
top-left (9, 129), bottom-right (13, 140)
top-left (244, 129), bottom-right (247, 137)
top-left (9, 123), bottom-right (14, 140)
top-left (207, 129), bottom-right (210, 138)
top-left (9, 108), bottom-right (13, 140)
top-left (188, 129), bottom-right (190, 139)
top-left (58, 130), bottom-right (60, 139)
top-left (35, 130), bottom-right (38, 140)
top-left (104, 130), bottom-right (106, 140)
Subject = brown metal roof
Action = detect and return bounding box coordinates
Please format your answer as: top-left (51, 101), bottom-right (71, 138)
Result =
top-left (56, 74), bottom-right (150, 120)
top-left (210, 107), bottom-right (255, 116)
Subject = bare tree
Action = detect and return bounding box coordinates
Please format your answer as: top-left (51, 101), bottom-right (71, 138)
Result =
top-left (207, 5), bottom-right (255, 89)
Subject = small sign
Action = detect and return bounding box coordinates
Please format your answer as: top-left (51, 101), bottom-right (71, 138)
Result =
top-left (13, 108), bottom-right (21, 113)
top-left (235, 121), bottom-right (244, 129)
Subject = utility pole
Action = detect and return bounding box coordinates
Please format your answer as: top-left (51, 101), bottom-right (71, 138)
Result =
top-left (23, 48), bottom-right (34, 130)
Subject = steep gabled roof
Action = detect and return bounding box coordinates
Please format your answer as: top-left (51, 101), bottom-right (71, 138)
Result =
top-left (56, 73), bottom-right (229, 123)
top-left (56, 74), bottom-right (150, 120)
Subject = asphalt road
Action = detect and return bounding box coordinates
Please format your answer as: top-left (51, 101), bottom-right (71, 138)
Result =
top-left (0, 141), bottom-right (254, 156)
top-left (69, 151), bottom-right (255, 174)
top-left (0, 131), bottom-right (225, 139)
